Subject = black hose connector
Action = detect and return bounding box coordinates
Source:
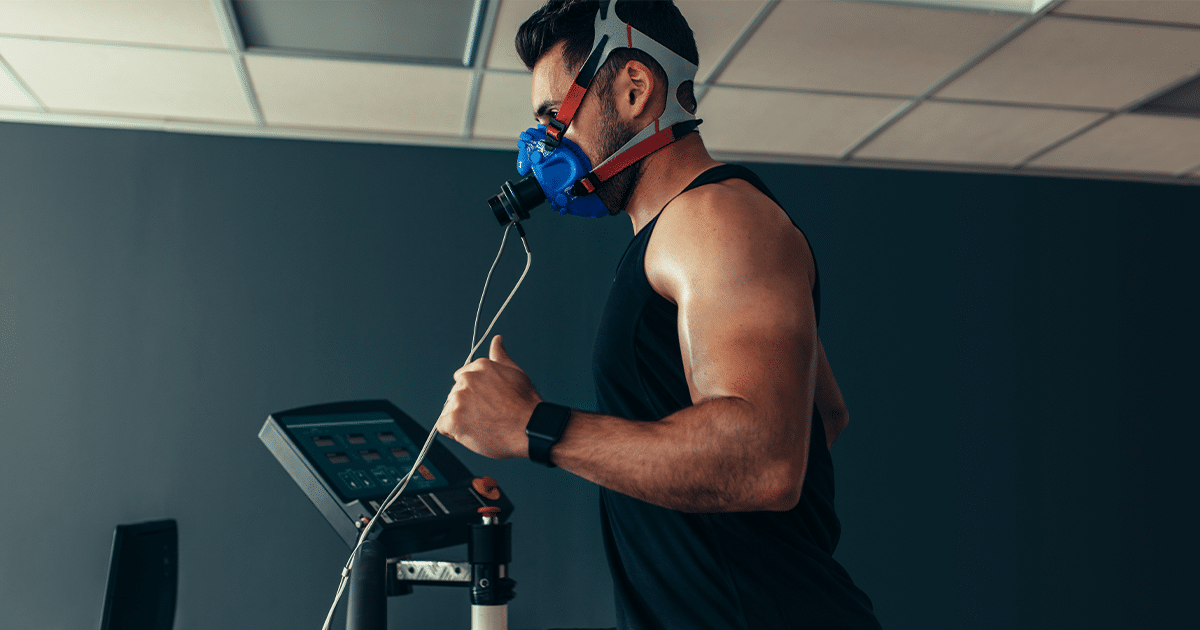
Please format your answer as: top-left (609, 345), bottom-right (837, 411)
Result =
top-left (488, 175), bottom-right (545, 226)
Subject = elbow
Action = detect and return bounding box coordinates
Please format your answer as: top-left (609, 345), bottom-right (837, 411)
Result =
top-left (757, 459), bottom-right (805, 512)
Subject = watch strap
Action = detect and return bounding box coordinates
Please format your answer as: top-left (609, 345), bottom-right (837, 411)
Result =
top-left (525, 402), bottom-right (572, 467)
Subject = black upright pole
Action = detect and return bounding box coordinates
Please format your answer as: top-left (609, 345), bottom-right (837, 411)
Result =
top-left (346, 541), bottom-right (386, 630)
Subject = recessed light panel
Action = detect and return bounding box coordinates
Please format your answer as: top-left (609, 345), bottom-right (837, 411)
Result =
top-left (1135, 75), bottom-right (1200, 118)
top-left (232, 0), bottom-right (486, 66)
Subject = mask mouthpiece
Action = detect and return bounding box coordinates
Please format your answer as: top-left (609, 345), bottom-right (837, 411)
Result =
top-left (488, 175), bottom-right (546, 226)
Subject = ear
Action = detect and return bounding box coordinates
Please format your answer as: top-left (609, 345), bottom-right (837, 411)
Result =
top-left (616, 59), bottom-right (658, 120)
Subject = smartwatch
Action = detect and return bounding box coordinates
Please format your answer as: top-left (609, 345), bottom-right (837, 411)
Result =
top-left (525, 402), bottom-right (572, 467)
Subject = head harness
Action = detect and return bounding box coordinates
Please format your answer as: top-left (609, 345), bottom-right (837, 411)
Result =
top-left (544, 0), bottom-right (702, 198)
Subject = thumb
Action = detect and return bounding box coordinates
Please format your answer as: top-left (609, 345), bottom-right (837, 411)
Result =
top-left (489, 334), bottom-right (517, 367)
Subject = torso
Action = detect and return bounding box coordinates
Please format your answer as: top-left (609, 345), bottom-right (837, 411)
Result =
top-left (591, 164), bottom-right (879, 629)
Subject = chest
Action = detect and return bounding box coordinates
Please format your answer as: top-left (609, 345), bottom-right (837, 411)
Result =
top-left (591, 232), bottom-right (693, 420)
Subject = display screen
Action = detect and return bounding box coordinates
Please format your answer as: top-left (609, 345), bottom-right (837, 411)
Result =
top-left (285, 412), bottom-right (448, 501)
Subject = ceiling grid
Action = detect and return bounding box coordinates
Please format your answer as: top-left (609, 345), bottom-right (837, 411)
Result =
top-left (692, 0), bottom-right (779, 104)
top-left (0, 51), bottom-right (44, 112)
top-left (211, 0), bottom-right (264, 127)
top-left (463, 0), bottom-right (502, 139)
top-left (1017, 65), bottom-right (1200, 175)
top-left (841, 0), bottom-right (1064, 159)
top-left (0, 0), bottom-right (1194, 187)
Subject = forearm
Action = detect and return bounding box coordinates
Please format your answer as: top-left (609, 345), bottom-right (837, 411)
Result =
top-left (551, 397), bottom-right (808, 513)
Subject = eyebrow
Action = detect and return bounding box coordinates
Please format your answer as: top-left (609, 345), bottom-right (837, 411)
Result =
top-left (534, 99), bottom-right (562, 121)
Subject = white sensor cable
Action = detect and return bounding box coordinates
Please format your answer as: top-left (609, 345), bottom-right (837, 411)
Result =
top-left (319, 222), bottom-right (532, 630)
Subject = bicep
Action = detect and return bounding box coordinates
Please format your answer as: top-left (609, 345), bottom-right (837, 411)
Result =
top-left (653, 190), bottom-right (821, 417)
top-left (678, 274), bottom-right (818, 412)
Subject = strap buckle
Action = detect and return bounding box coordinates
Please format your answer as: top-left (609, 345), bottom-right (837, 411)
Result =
top-left (544, 118), bottom-right (567, 149)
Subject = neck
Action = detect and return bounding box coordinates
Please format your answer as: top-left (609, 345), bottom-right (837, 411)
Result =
top-left (621, 132), bottom-right (722, 234)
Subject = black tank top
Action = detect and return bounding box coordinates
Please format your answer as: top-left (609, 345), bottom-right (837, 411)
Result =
top-left (591, 165), bottom-right (880, 630)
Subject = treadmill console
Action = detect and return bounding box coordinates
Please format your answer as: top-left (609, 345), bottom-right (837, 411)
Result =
top-left (259, 400), bottom-right (512, 557)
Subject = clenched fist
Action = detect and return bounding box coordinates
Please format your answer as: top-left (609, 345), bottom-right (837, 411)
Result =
top-left (437, 335), bottom-right (542, 459)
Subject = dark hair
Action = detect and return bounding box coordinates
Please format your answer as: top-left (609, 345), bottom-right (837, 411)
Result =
top-left (515, 0), bottom-right (698, 113)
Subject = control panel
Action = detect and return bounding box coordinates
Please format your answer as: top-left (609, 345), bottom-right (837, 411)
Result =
top-left (259, 400), bottom-right (512, 557)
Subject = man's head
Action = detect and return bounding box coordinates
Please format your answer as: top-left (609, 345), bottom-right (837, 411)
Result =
top-left (516, 0), bottom-right (699, 213)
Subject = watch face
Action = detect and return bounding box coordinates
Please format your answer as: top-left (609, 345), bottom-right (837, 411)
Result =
top-left (528, 403), bottom-right (571, 438)
top-left (527, 403), bottom-right (571, 466)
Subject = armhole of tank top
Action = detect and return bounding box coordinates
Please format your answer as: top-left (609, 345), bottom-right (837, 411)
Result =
top-left (630, 214), bottom-right (664, 303)
top-left (635, 165), bottom-right (732, 306)
top-left (621, 222), bottom-right (666, 421)
top-left (638, 164), bottom-right (820, 321)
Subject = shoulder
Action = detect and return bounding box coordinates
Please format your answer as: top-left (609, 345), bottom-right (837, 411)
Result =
top-left (644, 176), bottom-right (815, 303)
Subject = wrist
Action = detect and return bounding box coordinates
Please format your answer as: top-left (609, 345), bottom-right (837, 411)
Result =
top-left (525, 402), bottom-right (572, 467)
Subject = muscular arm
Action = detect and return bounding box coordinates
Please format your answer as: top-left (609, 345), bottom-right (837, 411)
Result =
top-left (441, 181), bottom-right (849, 513)
top-left (552, 181), bottom-right (824, 512)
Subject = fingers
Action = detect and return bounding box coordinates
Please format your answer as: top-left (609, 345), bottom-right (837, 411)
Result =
top-left (437, 390), bottom-right (463, 441)
top-left (489, 334), bottom-right (517, 367)
top-left (435, 408), bottom-right (452, 437)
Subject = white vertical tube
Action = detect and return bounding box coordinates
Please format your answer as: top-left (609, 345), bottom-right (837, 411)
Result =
top-left (471, 604), bottom-right (507, 630)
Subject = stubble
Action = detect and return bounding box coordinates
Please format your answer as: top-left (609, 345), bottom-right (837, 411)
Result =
top-left (592, 87), bottom-right (643, 215)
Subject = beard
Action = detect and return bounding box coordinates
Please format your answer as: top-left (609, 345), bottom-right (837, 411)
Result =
top-left (591, 91), bottom-right (643, 215)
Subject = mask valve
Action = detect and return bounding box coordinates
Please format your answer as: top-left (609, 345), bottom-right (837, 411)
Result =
top-left (488, 175), bottom-right (545, 226)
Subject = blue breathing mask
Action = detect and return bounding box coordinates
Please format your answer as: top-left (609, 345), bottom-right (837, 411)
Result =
top-left (516, 125), bottom-right (610, 219)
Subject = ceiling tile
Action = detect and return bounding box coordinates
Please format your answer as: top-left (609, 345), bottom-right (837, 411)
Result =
top-left (474, 72), bottom-right (534, 140)
top-left (1055, 0), bottom-right (1200, 26)
top-left (0, 1), bottom-right (225, 50)
top-left (488, 1), bottom-right (773, 83)
top-left (246, 55), bottom-right (471, 135)
top-left (676, 0), bottom-right (768, 83)
top-left (939, 16), bottom-right (1200, 109)
top-left (0, 70), bottom-right (35, 109)
top-left (856, 101), bottom-right (1104, 165)
top-left (699, 86), bottom-right (907, 157)
top-left (717, 2), bottom-right (1021, 95)
top-left (0, 38), bottom-right (253, 123)
top-left (1029, 114), bottom-right (1200, 174)
top-left (486, 0), bottom-right (543, 72)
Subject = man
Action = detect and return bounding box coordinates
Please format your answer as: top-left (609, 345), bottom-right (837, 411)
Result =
top-left (438, 1), bottom-right (880, 628)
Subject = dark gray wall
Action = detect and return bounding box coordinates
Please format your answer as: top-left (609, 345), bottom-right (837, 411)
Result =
top-left (0, 120), bottom-right (1196, 630)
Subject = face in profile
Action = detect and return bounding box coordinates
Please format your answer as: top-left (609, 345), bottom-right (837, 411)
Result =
top-left (530, 41), bottom-right (642, 214)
